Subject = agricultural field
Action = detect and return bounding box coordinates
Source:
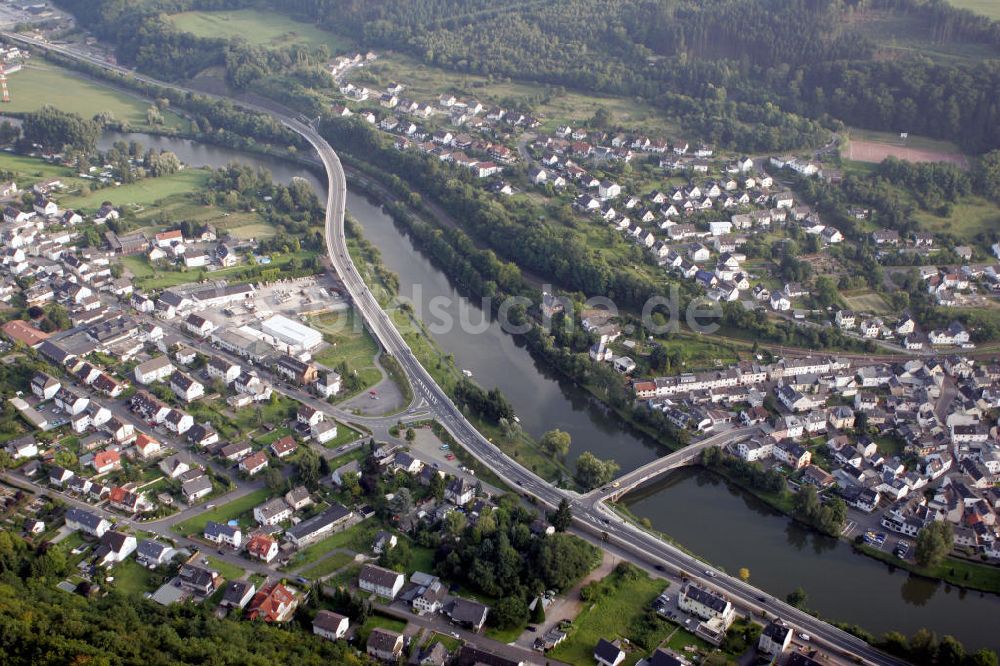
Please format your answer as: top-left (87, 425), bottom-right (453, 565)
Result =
top-left (166, 9), bottom-right (354, 54)
top-left (59, 168), bottom-right (210, 211)
top-left (3, 61), bottom-right (186, 129)
top-left (847, 10), bottom-right (1000, 63)
top-left (914, 197), bottom-right (1000, 241)
top-left (949, 0), bottom-right (1000, 20)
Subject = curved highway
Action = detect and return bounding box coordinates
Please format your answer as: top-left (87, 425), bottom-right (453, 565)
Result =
top-left (6, 32), bottom-right (906, 666)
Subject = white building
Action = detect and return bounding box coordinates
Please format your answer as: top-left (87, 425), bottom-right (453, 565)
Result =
top-left (260, 314), bottom-right (323, 350)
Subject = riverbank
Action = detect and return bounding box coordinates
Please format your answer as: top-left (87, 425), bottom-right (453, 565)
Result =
top-left (622, 467), bottom-right (1000, 654)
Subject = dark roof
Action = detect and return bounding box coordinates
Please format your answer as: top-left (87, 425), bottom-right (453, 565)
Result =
top-left (761, 621), bottom-right (791, 643)
top-left (594, 638), bottom-right (624, 662)
top-left (367, 627), bottom-right (402, 652)
top-left (359, 563), bottom-right (403, 589)
top-left (682, 585), bottom-right (729, 613)
top-left (648, 649), bottom-right (688, 666)
top-left (222, 580), bottom-right (254, 607)
top-left (99, 530), bottom-right (131, 552)
top-left (313, 609), bottom-right (347, 633)
top-left (447, 597), bottom-right (489, 626)
top-left (137, 539), bottom-right (170, 562)
top-left (66, 507), bottom-right (103, 530)
top-left (286, 504), bottom-right (351, 541)
top-left (454, 645), bottom-right (521, 666)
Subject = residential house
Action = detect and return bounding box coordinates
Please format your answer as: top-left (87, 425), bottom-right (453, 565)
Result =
top-left (239, 450), bottom-right (269, 476)
top-left (313, 610), bottom-right (349, 641)
top-left (247, 583), bottom-right (298, 622)
top-left (446, 597), bottom-right (490, 632)
top-left (367, 628), bottom-right (404, 662)
top-left (204, 521), bottom-right (242, 548)
top-left (358, 564), bottom-right (405, 599)
top-left (246, 533), bottom-right (280, 563)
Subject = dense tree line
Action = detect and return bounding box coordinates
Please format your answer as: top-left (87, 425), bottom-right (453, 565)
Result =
top-left (432, 493), bottom-right (600, 612)
top-left (21, 106), bottom-right (100, 153)
top-left (701, 447), bottom-right (786, 495)
top-left (0, 530), bottom-right (372, 665)
top-left (322, 116), bottom-right (662, 310)
top-left (454, 377), bottom-right (515, 424)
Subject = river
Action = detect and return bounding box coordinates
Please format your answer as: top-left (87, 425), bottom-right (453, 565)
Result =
top-left (100, 131), bottom-right (664, 472)
top-left (104, 131), bottom-right (999, 653)
top-left (625, 468), bottom-right (1000, 654)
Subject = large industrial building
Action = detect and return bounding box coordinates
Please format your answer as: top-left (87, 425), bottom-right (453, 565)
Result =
top-left (260, 314), bottom-right (323, 351)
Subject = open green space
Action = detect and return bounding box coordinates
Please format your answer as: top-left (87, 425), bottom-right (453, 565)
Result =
top-left (309, 309), bottom-right (383, 395)
top-left (59, 168), bottom-right (210, 211)
top-left (173, 488), bottom-right (273, 536)
top-left (319, 423), bottom-right (363, 449)
top-left (283, 517), bottom-right (380, 570)
top-left (548, 565), bottom-right (683, 666)
top-left (856, 544), bottom-right (1000, 595)
top-left (0, 152), bottom-right (87, 191)
top-left (206, 556), bottom-right (245, 582)
top-left (355, 613), bottom-right (408, 646)
top-left (842, 291), bottom-right (891, 314)
top-left (949, 0), bottom-right (1000, 19)
top-left (302, 551), bottom-right (356, 579)
top-left (167, 9), bottom-right (354, 53)
top-left (914, 196), bottom-right (1000, 241)
top-left (109, 559), bottom-right (157, 597)
top-left (3, 61), bottom-right (186, 129)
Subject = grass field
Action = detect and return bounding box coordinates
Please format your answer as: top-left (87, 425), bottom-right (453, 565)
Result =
top-left (59, 168), bottom-right (210, 211)
top-left (548, 566), bottom-right (705, 666)
top-left (283, 517), bottom-right (380, 570)
top-left (206, 556), bottom-right (245, 582)
top-left (355, 613), bottom-right (408, 646)
top-left (4, 61), bottom-right (185, 129)
top-left (319, 423), bottom-right (362, 449)
top-left (228, 223), bottom-right (278, 240)
top-left (949, 0), bottom-right (1000, 20)
top-left (167, 9), bottom-right (353, 53)
top-left (109, 559), bottom-right (157, 597)
top-left (914, 196), bottom-right (1000, 240)
top-left (843, 291), bottom-right (891, 314)
top-left (0, 152), bottom-right (87, 190)
top-left (173, 488), bottom-right (273, 535)
top-left (309, 309), bottom-right (383, 393)
top-left (302, 551), bottom-right (356, 579)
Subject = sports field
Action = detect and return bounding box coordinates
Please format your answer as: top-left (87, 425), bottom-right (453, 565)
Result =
top-left (843, 129), bottom-right (968, 167)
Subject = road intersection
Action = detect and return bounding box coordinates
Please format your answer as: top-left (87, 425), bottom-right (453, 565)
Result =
top-left (5, 32), bottom-right (906, 666)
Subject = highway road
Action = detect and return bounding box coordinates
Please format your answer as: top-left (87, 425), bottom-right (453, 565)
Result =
top-left (5, 32), bottom-right (907, 666)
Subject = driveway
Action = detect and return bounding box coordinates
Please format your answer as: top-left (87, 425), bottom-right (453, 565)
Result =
top-left (513, 549), bottom-right (618, 648)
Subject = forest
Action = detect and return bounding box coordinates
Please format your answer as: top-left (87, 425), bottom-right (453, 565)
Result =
top-left (53, 0), bottom-right (1000, 152)
top-left (0, 532), bottom-right (371, 665)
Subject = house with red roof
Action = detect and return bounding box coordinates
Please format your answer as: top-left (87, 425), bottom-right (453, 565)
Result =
top-left (247, 583), bottom-right (298, 622)
top-left (92, 449), bottom-right (121, 474)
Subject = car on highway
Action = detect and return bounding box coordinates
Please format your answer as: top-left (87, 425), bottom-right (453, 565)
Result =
top-left (704, 570), bottom-right (716, 577)
top-left (654, 564), bottom-right (666, 572)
